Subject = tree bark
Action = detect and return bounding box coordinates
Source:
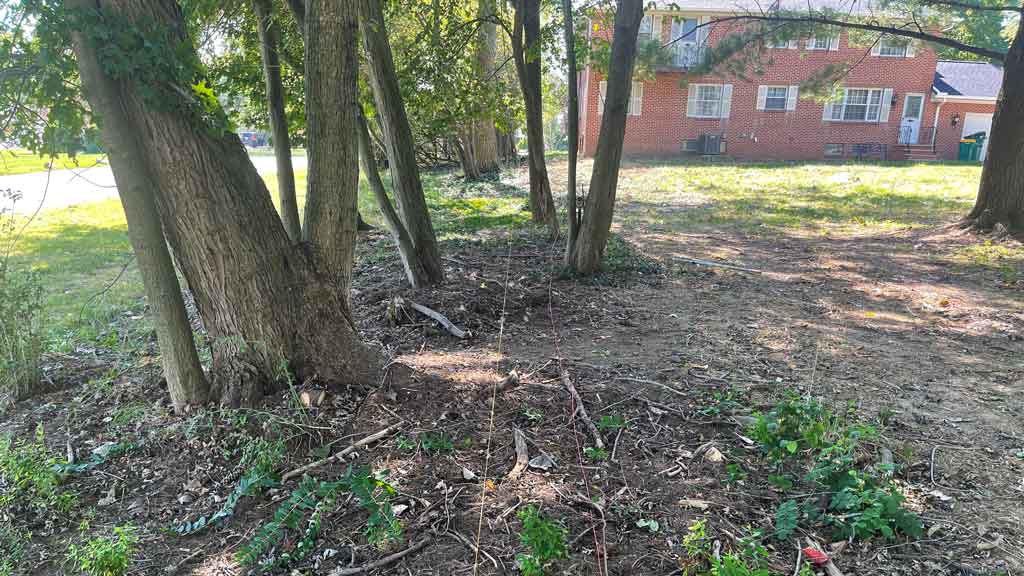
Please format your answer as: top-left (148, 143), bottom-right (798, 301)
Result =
top-left (77, 0), bottom-right (379, 406)
top-left (563, 0), bottom-right (580, 263)
top-left (569, 0), bottom-right (643, 274)
top-left (464, 0), bottom-right (500, 178)
top-left (357, 109), bottom-right (427, 285)
top-left (358, 0), bottom-right (445, 286)
top-left (302, 0), bottom-right (361, 295)
top-left (69, 0), bottom-right (209, 413)
top-left (511, 0), bottom-right (558, 238)
top-left (253, 0), bottom-right (301, 242)
top-left (965, 22), bottom-right (1024, 235)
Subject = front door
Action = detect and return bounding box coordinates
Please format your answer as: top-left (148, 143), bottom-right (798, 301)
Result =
top-left (899, 94), bottom-right (924, 144)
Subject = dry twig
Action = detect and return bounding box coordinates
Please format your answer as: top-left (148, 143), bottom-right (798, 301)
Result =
top-left (409, 300), bottom-right (469, 338)
top-left (562, 369), bottom-right (604, 450)
top-left (329, 537), bottom-right (431, 575)
top-left (506, 428), bottom-right (530, 481)
top-left (282, 422), bottom-right (403, 482)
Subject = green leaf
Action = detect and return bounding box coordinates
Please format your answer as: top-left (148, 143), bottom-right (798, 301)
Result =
top-left (774, 500), bottom-right (799, 540)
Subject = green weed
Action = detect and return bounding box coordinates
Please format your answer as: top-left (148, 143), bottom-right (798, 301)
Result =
top-left (516, 506), bottom-right (567, 576)
top-left (583, 446), bottom-right (608, 461)
top-left (67, 524), bottom-right (136, 576)
top-left (0, 424), bottom-right (76, 515)
top-left (749, 393), bottom-right (835, 461)
top-left (597, 414), bottom-right (627, 430)
top-left (0, 522), bottom-right (28, 576)
top-left (418, 432), bottom-right (454, 454)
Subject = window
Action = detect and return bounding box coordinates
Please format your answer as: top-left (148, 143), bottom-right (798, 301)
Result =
top-left (876, 37), bottom-right (911, 57)
top-left (824, 143), bottom-right (844, 157)
top-left (806, 36), bottom-right (838, 50)
top-left (769, 38), bottom-right (796, 49)
top-left (764, 87), bottom-right (788, 110)
top-left (695, 85), bottom-right (722, 117)
top-left (598, 81), bottom-right (644, 116)
top-left (673, 17), bottom-right (698, 43)
top-left (828, 88), bottom-right (887, 122)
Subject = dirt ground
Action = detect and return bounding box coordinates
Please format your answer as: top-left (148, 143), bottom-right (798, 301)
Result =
top-left (2, 167), bottom-right (1023, 576)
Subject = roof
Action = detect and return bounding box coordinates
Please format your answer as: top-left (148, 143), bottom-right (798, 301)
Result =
top-left (933, 60), bottom-right (1003, 99)
top-left (646, 0), bottom-right (879, 15)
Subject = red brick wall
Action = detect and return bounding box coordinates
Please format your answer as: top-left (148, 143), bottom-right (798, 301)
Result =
top-left (581, 18), bottom-right (953, 161)
top-left (932, 101), bottom-right (997, 160)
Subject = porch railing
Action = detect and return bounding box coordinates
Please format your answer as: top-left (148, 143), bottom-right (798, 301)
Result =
top-left (671, 45), bottom-right (705, 69)
top-left (898, 125), bottom-right (938, 152)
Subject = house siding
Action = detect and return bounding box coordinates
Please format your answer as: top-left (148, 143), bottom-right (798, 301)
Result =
top-left (580, 16), bottom-right (994, 161)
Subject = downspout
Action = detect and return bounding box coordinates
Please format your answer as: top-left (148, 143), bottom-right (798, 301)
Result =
top-left (930, 97), bottom-right (943, 154)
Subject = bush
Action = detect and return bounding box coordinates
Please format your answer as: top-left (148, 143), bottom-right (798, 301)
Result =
top-left (67, 525), bottom-right (137, 576)
top-left (0, 424), bottom-right (76, 515)
top-left (0, 190), bottom-right (44, 407)
top-left (0, 521), bottom-right (28, 576)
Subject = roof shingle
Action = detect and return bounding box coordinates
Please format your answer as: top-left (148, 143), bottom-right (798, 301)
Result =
top-left (933, 60), bottom-right (1003, 99)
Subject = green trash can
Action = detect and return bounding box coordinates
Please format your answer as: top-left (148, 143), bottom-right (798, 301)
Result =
top-left (959, 139), bottom-right (978, 161)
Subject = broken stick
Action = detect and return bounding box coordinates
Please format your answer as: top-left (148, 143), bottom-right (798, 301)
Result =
top-left (409, 300), bottom-right (469, 339)
top-left (676, 256), bottom-right (762, 274)
top-left (329, 537), bottom-right (431, 575)
top-left (561, 369), bottom-right (605, 450)
top-left (506, 428), bottom-right (530, 481)
top-left (282, 422), bottom-right (403, 482)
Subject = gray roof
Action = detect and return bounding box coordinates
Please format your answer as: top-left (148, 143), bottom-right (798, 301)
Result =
top-left (933, 60), bottom-right (1003, 99)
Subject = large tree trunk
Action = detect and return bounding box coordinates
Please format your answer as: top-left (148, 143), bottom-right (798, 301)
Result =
top-left (463, 0), bottom-right (500, 178)
top-left (568, 0), bottom-right (642, 274)
top-left (302, 0), bottom-right (361, 294)
top-left (357, 109), bottom-right (427, 285)
top-left (253, 0), bottom-right (301, 242)
top-left (358, 0), bottom-right (445, 287)
top-left (964, 23), bottom-right (1024, 235)
top-left (563, 0), bottom-right (580, 263)
top-left (512, 0), bottom-right (558, 238)
top-left (69, 1), bottom-right (209, 413)
top-left (76, 0), bottom-right (379, 406)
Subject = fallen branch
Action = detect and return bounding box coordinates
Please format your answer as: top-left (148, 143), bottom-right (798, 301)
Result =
top-left (445, 530), bottom-right (500, 570)
top-left (409, 300), bottom-right (469, 339)
top-left (329, 536), bottom-right (431, 575)
top-left (675, 256), bottom-right (762, 274)
top-left (282, 422), bottom-right (403, 482)
top-left (561, 369), bottom-right (604, 450)
top-left (506, 428), bottom-right (530, 481)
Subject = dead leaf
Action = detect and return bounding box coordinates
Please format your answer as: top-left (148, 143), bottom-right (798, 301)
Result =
top-left (678, 499), bottom-right (710, 510)
top-left (703, 447), bottom-right (725, 463)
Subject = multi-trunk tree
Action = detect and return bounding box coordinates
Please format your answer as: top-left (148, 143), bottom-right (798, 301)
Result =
top-left (64, 0), bottom-right (380, 408)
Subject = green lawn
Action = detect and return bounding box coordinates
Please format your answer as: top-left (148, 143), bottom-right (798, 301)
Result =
top-left (4, 159), bottom-right (1002, 356)
top-left (0, 150), bottom-right (108, 176)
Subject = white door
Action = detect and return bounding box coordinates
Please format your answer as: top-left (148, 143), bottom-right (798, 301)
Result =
top-left (899, 94), bottom-right (924, 144)
top-left (962, 112), bottom-right (994, 161)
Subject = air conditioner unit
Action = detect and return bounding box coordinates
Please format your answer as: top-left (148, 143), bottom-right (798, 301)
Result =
top-left (698, 133), bottom-right (723, 155)
top-left (682, 139), bottom-right (699, 153)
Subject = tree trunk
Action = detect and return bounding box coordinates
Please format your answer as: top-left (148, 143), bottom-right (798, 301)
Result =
top-left (69, 1), bottom-right (209, 413)
top-left (569, 0), bottom-right (642, 274)
top-left (965, 23), bottom-right (1024, 235)
top-left (302, 0), bottom-right (361, 295)
top-left (78, 0), bottom-right (379, 406)
top-left (497, 127), bottom-right (518, 164)
top-left (512, 0), bottom-right (559, 238)
top-left (563, 0), bottom-right (580, 263)
top-left (358, 0), bottom-right (445, 287)
top-left (464, 0), bottom-right (500, 177)
top-left (253, 0), bottom-right (301, 242)
top-left (357, 109), bottom-right (428, 285)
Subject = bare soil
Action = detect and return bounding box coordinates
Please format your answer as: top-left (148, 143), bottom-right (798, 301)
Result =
top-left (3, 182), bottom-right (1022, 576)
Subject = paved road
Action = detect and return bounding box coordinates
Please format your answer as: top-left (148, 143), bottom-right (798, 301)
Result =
top-left (0, 154), bottom-right (308, 214)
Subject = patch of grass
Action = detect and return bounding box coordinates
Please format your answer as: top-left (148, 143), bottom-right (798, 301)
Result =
top-left (955, 240), bottom-right (1024, 282)
top-left (110, 401), bottom-right (147, 428)
top-left (612, 159), bottom-right (982, 234)
top-left (67, 524), bottom-right (136, 576)
top-left (516, 505), bottom-right (567, 576)
top-left (0, 521), bottom-right (28, 576)
top-left (0, 151), bottom-right (107, 176)
top-left (583, 446), bottom-right (608, 461)
top-left (597, 414), bottom-right (627, 430)
top-left (418, 431), bottom-right (454, 454)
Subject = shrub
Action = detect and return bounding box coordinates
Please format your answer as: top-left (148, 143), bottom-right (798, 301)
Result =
top-left (749, 393), bottom-right (835, 461)
top-left (67, 525), bottom-right (137, 576)
top-left (0, 189), bottom-right (44, 407)
top-left (0, 521), bottom-right (28, 576)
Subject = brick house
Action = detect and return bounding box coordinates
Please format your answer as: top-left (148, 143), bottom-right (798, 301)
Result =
top-left (578, 2), bottom-right (1002, 162)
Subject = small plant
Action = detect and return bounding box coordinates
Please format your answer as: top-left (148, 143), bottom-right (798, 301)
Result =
top-left (67, 524), bottom-right (137, 576)
top-left (396, 436), bottom-right (416, 452)
top-left (516, 506), bottom-right (567, 576)
top-left (635, 518), bottom-right (660, 533)
top-left (682, 519), bottom-right (710, 559)
top-left (698, 386), bottom-right (744, 417)
top-left (418, 431), bottom-right (454, 454)
top-left (749, 393), bottom-right (835, 461)
top-left (523, 408), bottom-right (544, 423)
top-left (597, 414), bottom-right (626, 430)
top-left (0, 424), bottom-right (76, 514)
top-left (110, 402), bottom-right (147, 427)
top-left (583, 446), bottom-right (608, 461)
top-left (724, 463), bottom-right (748, 485)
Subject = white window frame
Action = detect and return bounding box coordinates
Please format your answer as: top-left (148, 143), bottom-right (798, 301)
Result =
top-left (769, 38), bottom-right (799, 49)
top-left (692, 84), bottom-right (723, 118)
top-left (827, 87), bottom-right (891, 122)
top-left (598, 80), bottom-right (644, 116)
top-left (873, 36), bottom-right (914, 57)
top-left (638, 14), bottom-right (654, 43)
top-left (764, 86), bottom-right (788, 110)
top-left (806, 36), bottom-right (838, 51)
top-left (757, 85), bottom-right (799, 112)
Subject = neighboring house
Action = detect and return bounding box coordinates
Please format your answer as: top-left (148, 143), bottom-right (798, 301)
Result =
top-left (579, 3), bottom-right (1003, 162)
